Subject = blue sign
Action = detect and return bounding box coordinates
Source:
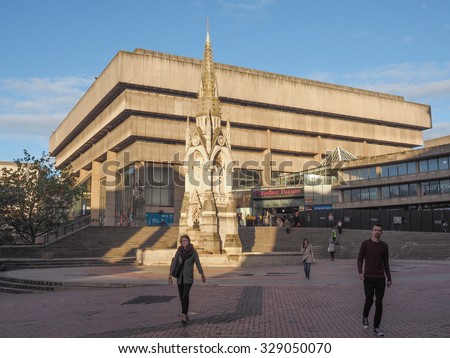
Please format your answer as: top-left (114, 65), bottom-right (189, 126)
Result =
top-left (145, 213), bottom-right (174, 226)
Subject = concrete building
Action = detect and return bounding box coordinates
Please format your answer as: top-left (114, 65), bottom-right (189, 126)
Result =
top-left (49, 34), bottom-right (432, 227)
top-left (334, 136), bottom-right (450, 212)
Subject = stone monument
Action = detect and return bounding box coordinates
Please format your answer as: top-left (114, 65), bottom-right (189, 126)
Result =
top-left (179, 29), bottom-right (241, 256)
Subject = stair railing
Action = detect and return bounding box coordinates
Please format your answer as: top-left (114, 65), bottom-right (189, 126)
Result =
top-left (34, 216), bottom-right (92, 245)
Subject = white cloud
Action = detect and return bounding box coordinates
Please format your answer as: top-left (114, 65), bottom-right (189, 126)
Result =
top-left (340, 62), bottom-right (450, 101)
top-left (307, 62), bottom-right (450, 139)
top-left (0, 76), bottom-right (92, 141)
top-left (423, 122), bottom-right (450, 141)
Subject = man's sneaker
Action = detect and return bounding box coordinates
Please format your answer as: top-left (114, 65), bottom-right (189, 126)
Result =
top-left (373, 327), bottom-right (384, 336)
top-left (362, 317), bottom-right (369, 329)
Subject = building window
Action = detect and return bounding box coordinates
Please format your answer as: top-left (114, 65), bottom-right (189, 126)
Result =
top-left (360, 187), bottom-right (370, 200)
top-left (407, 161), bottom-right (416, 174)
top-left (381, 186), bottom-right (390, 199)
top-left (389, 185), bottom-right (399, 198)
top-left (144, 163), bottom-right (174, 206)
top-left (428, 158), bottom-right (438, 172)
top-left (343, 189), bottom-right (351, 202)
top-left (388, 165), bottom-right (398, 177)
top-left (380, 165), bottom-right (389, 178)
top-left (422, 181), bottom-right (440, 195)
top-left (438, 157), bottom-right (449, 170)
top-left (419, 160), bottom-right (428, 173)
top-left (370, 187), bottom-right (378, 200)
top-left (397, 163), bottom-right (407, 175)
top-left (409, 183), bottom-right (417, 196)
top-left (399, 184), bottom-right (409, 197)
top-left (440, 179), bottom-right (450, 194)
top-left (351, 188), bottom-right (361, 201)
top-left (233, 168), bottom-right (261, 189)
top-left (420, 158), bottom-right (439, 173)
top-left (359, 168), bottom-right (369, 180)
top-left (368, 167), bottom-right (377, 179)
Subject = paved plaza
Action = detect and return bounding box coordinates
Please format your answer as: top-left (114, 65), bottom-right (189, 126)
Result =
top-left (0, 259), bottom-right (449, 338)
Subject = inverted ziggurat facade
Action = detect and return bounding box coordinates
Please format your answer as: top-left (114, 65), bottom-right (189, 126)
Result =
top-left (49, 31), bottom-right (431, 227)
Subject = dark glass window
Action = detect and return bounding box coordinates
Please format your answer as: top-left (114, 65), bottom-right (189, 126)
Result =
top-left (233, 168), bottom-right (261, 189)
top-left (389, 185), bottom-right (399, 198)
top-left (419, 160), bottom-right (428, 173)
top-left (428, 158), bottom-right (438, 172)
top-left (422, 181), bottom-right (440, 195)
top-left (440, 179), bottom-right (450, 194)
top-left (381, 186), bottom-right (390, 199)
top-left (388, 165), bottom-right (398, 177)
top-left (399, 184), bottom-right (409, 197)
top-left (351, 188), bottom-right (361, 201)
top-left (370, 187), bottom-right (378, 200)
top-left (438, 157), bottom-right (449, 170)
top-left (380, 165), bottom-right (389, 178)
top-left (409, 183), bottom-right (417, 196)
top-left (343, 189), bottom-right (351, 202)
top-left (359, 168), bottom-right (369, 180)
top-left (397, 163), bottom-right (407, 175)
top-left (368, 167), bottom-right (377, 179)
top-left (350, 169), bottom-right (360, 181)
top-left (144, 163), bottom-right (174, 206)
top-left (407, 162), bottom-right (416, 174)
top-left (360, 188), bottom-right (370, 200)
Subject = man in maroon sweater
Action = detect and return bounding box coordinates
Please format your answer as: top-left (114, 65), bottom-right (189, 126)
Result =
top-left (357, 224), bottom-right (392, 336)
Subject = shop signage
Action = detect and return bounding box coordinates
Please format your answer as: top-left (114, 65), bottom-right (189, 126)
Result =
top-left (252, 187), bottom-right (304, 199)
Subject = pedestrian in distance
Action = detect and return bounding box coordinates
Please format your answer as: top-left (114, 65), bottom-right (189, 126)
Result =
top-left (328, 236), bottom-right (336, 261)
top-left (357, 224), bottom-right (392, 336)
top-left (300, 239), bottom-right (314, 279)
top-left (169, 234), bottom-right (206, 324)
top-left (337, 219), bottom-right (343, 234)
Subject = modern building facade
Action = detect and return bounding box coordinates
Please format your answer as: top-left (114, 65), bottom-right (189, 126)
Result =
top-left (334, 136), bottom-right (450, 212)
top-left (49, 34), bottom-right (432, 226)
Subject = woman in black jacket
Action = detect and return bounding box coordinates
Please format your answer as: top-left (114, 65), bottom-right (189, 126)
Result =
top-left (169, 234), bottom-right (206, 324)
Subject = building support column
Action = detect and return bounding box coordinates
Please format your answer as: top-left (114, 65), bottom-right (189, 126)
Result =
top-left (90, 161), bottom-right (102, 222)
top-left (104, 151), bottom-right (117, 226)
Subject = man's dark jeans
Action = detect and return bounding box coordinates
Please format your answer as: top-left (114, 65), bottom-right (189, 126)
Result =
top-left (363, 277), bottom-right (386, 328)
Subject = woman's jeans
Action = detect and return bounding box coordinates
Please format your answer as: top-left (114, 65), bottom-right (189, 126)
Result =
top-left (303, 261), bottom-right (311, 278)
top-left (178, 283), bottom-right (193, 314)
top-left (363, 278), bottom-right (386, 328)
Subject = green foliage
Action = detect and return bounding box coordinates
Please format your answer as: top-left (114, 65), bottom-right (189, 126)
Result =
top-left (0, 150), bottom-right (84, 245)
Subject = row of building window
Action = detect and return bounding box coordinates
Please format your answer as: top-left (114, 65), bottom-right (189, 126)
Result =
top-left (343, 179), bottom-right (450, 201)
top-left (344, 156), bottom-right (450, 181)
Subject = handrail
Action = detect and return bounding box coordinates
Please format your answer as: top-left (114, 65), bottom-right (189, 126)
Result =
top-left (34, 216), bottom-right (92, 245)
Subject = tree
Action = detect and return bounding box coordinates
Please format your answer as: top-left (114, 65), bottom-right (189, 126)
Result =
top-left (0, 151), bottom-right (84, 244)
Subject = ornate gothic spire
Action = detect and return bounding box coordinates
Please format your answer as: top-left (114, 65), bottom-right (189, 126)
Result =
top-left (197, 21), bottom-right (221, 133)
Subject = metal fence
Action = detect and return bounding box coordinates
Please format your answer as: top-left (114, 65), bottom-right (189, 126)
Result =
top-left (298, 209), bottom-right (449, 233)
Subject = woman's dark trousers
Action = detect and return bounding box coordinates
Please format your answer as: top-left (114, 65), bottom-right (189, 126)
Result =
top-left (303, 262), bottom-right (311, 278)
top-left (363, 278), bottom-right (386, 328)
top-left (178, 283), bottom-right (193, 314)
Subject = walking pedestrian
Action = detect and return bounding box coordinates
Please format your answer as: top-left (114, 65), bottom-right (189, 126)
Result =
top-left (357, 224), bottom-right (392, 336)
top-left (328, 236), bottom-right (336, 261)
top-left (169, 234), bottom-right (206, 324)
top-left (337, 219), bottom-right (343, 234)
top-left (301, 239), bottom-right (314, 279)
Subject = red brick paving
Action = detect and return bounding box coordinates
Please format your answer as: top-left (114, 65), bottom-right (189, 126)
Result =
top-left (0, 259), bottom-right (449, 338)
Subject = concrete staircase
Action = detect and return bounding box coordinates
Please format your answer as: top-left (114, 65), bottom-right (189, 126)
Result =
top-left (238, 227), bottom-right (450, 261)
top-left (1, 226), bottom-right (449, 270)
top-left (0, 276), bottom-right (130, 294)
top-left (0, 226), bottom-right (179, 270)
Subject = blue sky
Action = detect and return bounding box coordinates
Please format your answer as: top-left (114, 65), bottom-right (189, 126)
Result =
top-left (1, 0), bottom-right (449, 161)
